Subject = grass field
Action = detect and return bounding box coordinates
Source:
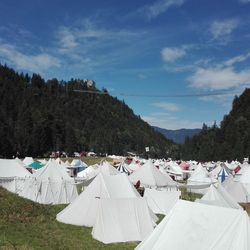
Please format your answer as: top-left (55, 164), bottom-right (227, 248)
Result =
top-left (46, 156), bottom-right (114, 167)
top-left (71, 156), bottom-right (114, 166)
top-left (0, 187), bottom-right (138, 250)
top-left (0, 184), bottom-right (198, 250)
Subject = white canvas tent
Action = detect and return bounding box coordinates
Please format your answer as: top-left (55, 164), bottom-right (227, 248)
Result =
top-left (238, 166), bottom-right (250, 194)
top-left (136, 200), bottom-right (250, 250)
top-left (77, 164), bottom-right (99, 179)
top-left (23, 157), bottom-right (35, 166)
top-left (223, 176), bottom-right (250, 203)
top-left (0, 159), bottom-right (31, 193)
top-left (218, 166), bottom-right (230, 183)
top-left (67, 159), bottom-right (88, 176)
top-left (98, 161), bottom-right (120, 175)
top-left (127, 159), bottom-right (140, 172)
top-left (19, 159), bottom-right (78, 204)
top-left (129, 160), bottom-right (177, 188)
top-left (165, 161), bottom-right (184, 180)
top-left (117, 163), bottom-right (131, 175)
top-left (196, 183), bottom-right (242, 210)
top-left (144, 188), bottom-right (181, 215)
top-left (76, 161), bottom-right (119, 180)
top-left (209, 164), bottom-right (222, 179)
top-left (56, 173), bottom-right (147, 227)
top-left (0, 159), bottom-right (31, 178)
top-left (187, 164), bottom-right (216, 194)
top-left (38, 159), bottom-right (48, 165)
top-left (92, 197), bottom-right (155, 244)
top-left (70, 159), bottom-right (88, 168)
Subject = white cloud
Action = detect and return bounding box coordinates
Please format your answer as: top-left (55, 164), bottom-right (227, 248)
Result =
top-left (224, 52), bottom-right (250, 66)
top-left (138, 0), bottom-right (185, 20)
top-left (239, 0), bottom-right (250, 3)
top-left (138, 73), bottom-right (147, 79)
top-left (189, 66), bottom-right (250, 90)
top-left (57, 27), bottom-right (78, 52)
top-left (0, 43), bottom-right (60, 72)
top-left (51, 19), bottom-right (151, 76)
top-left (55, 19), bottom-right (145, 61)
top-left (209, 19), bottom-right (239, 40)
top-left (161, 47), bottom-right (186, 63)
top-left (198, 93), bottom-right (237, 110)
top-left (189, 52), bottom-right (250, 90)
top-left (142, 113), bottom-right (204, 129)
top-left (152, 102), bottom-right (180, 112)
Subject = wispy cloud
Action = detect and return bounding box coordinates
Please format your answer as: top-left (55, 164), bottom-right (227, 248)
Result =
top-left (189, 66), bottom-right (250, 90)
top-left (198, 93), bottom-right (237, 110)
top-left (209, 19), bottom-right (239, 41)
top-left (161, 47), bottom-right (186, 63)
top-left (239, 0), bottom-right (250, 3)
top-left (57, 27), bottom-right (78, 53)
top-left (0, 43), bottom-right (60, 73)
top-left (54, 19), bottom-right (148, 74)
top-left (138, 73), bottom-right (147, 79)
top-left (136, 0), bottom-right (185, 20)
top-left (142, 113), bottom-right (204, 129)
top-left (56, 19), bottom-right (144, 54)
top-left (0, 18), bottom-right (152, 78)
top-left (189, 52), bottom-right (250, 90)
top-left (224, 52), bottom-right (250, 67)
top-left (152, 102), bottom-right (180, 112)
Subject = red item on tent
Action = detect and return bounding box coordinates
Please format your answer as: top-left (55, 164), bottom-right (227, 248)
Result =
top-left (234, 165), bottom-right (241, 173)
top-left (135, 180), bottom-right (140, 189)
top-left (180, 162), bottom-right (189, 170)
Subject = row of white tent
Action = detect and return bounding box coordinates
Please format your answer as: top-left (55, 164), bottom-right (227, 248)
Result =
top-left (0, 158), bottom-right (79, 204)
top-left (1, 156), bottom-right (250, 203)
top-left (1, 157), bottom-right (250, 248)
top-left (57, 163), bottom-right (250, 247)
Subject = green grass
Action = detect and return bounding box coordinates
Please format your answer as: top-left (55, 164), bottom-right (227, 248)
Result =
top-left (57, 156), bottom-right (113, 167)
top-left (180, 187), bottom-right (203, 201)
top-left (3, 177), bottom-right (246, 249)
top-left (0, 187), bottom-right (137, 250)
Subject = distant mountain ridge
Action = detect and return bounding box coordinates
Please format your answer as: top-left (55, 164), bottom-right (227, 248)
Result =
top-left (153, 126), bottom-right (201, 144)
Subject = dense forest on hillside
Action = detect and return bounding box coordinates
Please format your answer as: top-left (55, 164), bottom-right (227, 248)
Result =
top-left (181, 88), bottom-right (250, 162)
top-left (0, 64), bottom-right (177, 158)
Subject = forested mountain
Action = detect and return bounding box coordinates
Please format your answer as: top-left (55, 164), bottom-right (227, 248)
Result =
top-left (0, 64), bottom-right (177, 158)
top-left (181, 88), bottom-right (250, 161)
top-left (153, 127), bottom-right (201, 144)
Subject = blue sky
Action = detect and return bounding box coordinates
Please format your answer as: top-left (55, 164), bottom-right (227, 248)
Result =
top-left (1, 0), bottom-right (250, 129)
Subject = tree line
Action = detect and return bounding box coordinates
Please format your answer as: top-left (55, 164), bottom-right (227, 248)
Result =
top-left (181, 88), bottom-right (250, 162)
top-left (0, 64), bottom-right (177, 158)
